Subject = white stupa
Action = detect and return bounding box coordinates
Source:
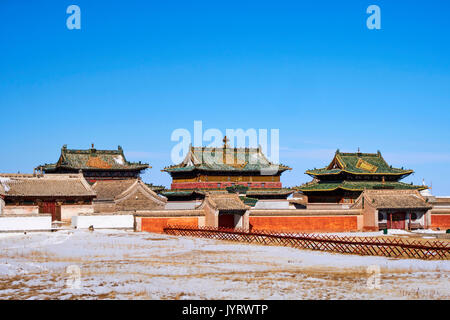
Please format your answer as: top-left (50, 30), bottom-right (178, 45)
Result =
top-left (420, 179), bottom-right (433, 197)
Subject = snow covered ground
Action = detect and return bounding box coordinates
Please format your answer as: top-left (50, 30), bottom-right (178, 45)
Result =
top-left (0, 229), bottom-right (448, 300)
top-left (323, 229), bottom-right (448, 237)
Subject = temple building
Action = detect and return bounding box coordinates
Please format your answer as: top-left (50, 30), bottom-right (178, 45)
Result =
top-left (0, 173), bottom-right (96, 221)
top-left (161, 137), bottom-right (293, 203)
top-left (352, 189), bottom-right (432, 231)
top-left (36, 145), bottom-right (149, 183)
top-left (297, 150), bottom-right (426, 204)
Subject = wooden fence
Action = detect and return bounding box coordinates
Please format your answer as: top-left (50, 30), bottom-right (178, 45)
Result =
top-left (163, 225), bottom-right (450, 260)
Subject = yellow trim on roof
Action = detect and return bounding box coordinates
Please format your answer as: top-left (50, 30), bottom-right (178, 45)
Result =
top-left (336, 155), bottom-right (345, 169)
top-left (298, 185), bottom-right (427, 192)
top-left (298, 186), bottom-right (363, 192)
top-left (305, 169), bottom-right (414, 176)
top-left (326, 154), bottom-right (345, 170)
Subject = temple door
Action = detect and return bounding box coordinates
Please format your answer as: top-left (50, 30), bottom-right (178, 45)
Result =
top-left (39, 202), bottom-right (61, 221)
top-left (388, 212), bottom-right (406, 230)
top-left (219, 214), bottom-right (235, 229)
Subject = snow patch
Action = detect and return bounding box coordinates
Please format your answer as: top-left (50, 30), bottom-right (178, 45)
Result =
top-left (113, 156), bottom-right (124, 165)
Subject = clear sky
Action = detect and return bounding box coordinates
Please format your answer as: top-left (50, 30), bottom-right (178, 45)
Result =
top-left (1, 1), bottom-right (449, 194)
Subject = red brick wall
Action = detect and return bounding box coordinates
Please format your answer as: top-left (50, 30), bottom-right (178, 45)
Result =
top-left (431, 214), bottom-right (450, 229)
top-left (140, 217), bottom-right (199, 233)
top-left (249, 216), bottom-right (360, 233)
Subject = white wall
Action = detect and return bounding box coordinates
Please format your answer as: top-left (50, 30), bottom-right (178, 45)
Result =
top-left (306, 203), bottom-right (352, 210)
top-left (3, 205), bottom-right (39, 215)
top-left (165, 201), bottom-right (202, 210)
top-left (409, 211), bottom-right (425, 225)
top-left (0, 215), bottom-right (52, 231)
top-left (434, 204), bottom-right (450, 209)
top-left (72, 215), bottom-right (134, 229)
top-left (61, 204), bottom-right (94, 222)
top-left (233, 211), bottom-right (249, 230)
top-left (234, 214), bottom-right (243, 228)
top-left (254, 200), bottom-right (292, 209)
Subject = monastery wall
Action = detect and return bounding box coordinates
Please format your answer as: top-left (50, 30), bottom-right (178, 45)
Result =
top-left (137, 216), bottom-right (200, 233)
top-left (249, 214), bottom-right (363, 232)
top-left (72, 214), bottom-right (134, 229)
top-left (2, 205), bottom-right (39, 215)
top-left (93, 201), bottom-right (116, 213)
top-left (136, 208), bottom-right (364, 233)
top-left (135, 210), bottom-right (203, 233)
top-left (430, 209), bottom-right (450, 229)
top-left (0, 214), bottom-right (52, 232)
top-left (61, 204), bottom-right (94, 222)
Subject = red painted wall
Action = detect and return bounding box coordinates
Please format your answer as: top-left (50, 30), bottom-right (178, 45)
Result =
top-left (171, 182), bottom-right (282, 189)
top-left (140, 217), bottom-right (198, 233)
top-left (249, 216), bottom-right (360, 233)
top-left (431, 214), bottom-right (450, 229)
top-left (140, 215), bottom-right (361, 234)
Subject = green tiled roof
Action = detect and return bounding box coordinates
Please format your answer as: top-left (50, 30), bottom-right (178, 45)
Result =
top-left (164, 145), bottom-right (291, 173)
top-left (145, 183), bottom-right (166, 193)
top-left (160, 190), bottom-right (206, 197)
top-left (37, 145), bottom-right (149, 172)
top-left (306, 150), bottom-right (413, 177)
top-left (296, 180), bottom-right (426, 192)
top-left (239, 196), bottom-right (258, 207)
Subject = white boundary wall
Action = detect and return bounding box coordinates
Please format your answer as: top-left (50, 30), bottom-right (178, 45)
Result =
top-left (0, 215), bottom-right (52, 231)
top-left (72, 215), bottom-right (134, 229)
top-left (61, 204), bottom-right (94, 222)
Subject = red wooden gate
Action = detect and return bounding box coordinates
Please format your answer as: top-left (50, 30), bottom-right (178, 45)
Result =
top-left (219, 214), bottom-right (235, 229)
top-left (388, 212), bottom-right (406, 230)
top-left (39, 202), bottom-right (61, 221)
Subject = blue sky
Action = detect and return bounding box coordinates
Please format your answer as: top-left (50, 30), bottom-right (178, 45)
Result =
top-left (1, 1), bottom-right (449, 194)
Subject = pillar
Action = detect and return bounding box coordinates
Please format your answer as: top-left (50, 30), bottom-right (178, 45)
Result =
top-left (0, 197), bottom-right (4, 215)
